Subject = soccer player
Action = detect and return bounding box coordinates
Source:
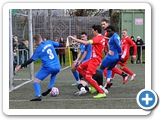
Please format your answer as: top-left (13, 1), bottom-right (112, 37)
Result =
top-left (98, 25), bottom-right (123, 89)
top-left (68, 24), bottom-right (106, 98)
top-left (101, 18), bottom-right (109, 54)
top-left (74, 70), bottom-right (109, 96)
top-left (71, 32), bottom-right (92, 86)
top-left (111, 29), bottom-right (137, 81)
top-left (15, 34), bottom-right (62, 101)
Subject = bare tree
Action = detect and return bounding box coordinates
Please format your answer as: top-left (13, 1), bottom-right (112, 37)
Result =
top-left (66, 9), bottom-right (105, 16)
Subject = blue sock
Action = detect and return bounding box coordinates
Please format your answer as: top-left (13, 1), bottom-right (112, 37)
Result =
top-left (99, 68), bottom-right (104, 73)
top-left (33, 82), bottom-right (41, 97)
top-left (107, 70), bottom-right (112, 79)
top-left (73, 71), bottom-right (80, 82)
top-left (48, 75), bottom-right (56, 89)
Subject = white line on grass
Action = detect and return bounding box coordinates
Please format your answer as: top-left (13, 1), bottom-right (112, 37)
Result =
top-left (10, 66), bottom-right (71, 92)
top-left (9, 98), bottom-right (136, 102)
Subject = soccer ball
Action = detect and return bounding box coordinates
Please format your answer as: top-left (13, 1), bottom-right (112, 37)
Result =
top-left (50, 87), bottom-right (59, 97)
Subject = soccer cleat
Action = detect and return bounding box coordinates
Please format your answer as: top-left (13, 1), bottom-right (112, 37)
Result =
top-left (74, 89), bottom-right (87, 96)
top-left (30, 96), bottom-right (42, 101)
top-left (89, 86), bottom-right (96, 93)
top-left (93, 93), bottom-right (106, 99)
top-left (42, 88), bottom-right (52, 96)
top-left (100, 85), bottom-right (109, 94)
top-left (130, 74), bottom-right (136, 81)
top-left (72, 82), bottom-right (79, 86)
top-left (104, 81), bottom-right (113, 89)
top-left (123, 74), bottom-right (129, 84)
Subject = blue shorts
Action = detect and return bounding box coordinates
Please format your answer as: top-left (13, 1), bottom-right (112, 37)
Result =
top-left (101, 55), bottom-right (119, 70)
top-left (36, 66), bottom-right (60, 81)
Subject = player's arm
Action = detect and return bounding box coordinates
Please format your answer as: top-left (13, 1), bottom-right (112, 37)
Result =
top-left (114, 36), bottom-right (122, 54)
top-left (79, 50), bottom-right (87, 64)
top-left (127, 38), bottom-right (137, 59)
top-left (68, 36), bottom-right (91, 45)
top-left (15, 48), bottom-right (39, 72)
top-left (75, 51), bottom-right (82, 62)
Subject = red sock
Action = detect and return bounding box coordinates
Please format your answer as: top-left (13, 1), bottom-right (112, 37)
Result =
top-left (121, 67), bottom-right (133, 76)
top-left (111, 70), bottom-right (115, 79)
top-left (85, 76), bottom-right (104, 94)
top-left (103, 68), bottom-right (107, 78)
top-left (112, 67), bottom-right (122, 75)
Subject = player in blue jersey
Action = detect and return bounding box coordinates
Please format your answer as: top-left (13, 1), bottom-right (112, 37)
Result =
top-left (98, 25), bottom-right (124, 89)
top-left (15, 34), bottom-right (62, 101)
top-left (71, 32), bottom-right (92, 86)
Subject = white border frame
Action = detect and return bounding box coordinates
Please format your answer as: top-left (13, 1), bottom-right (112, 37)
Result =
top-left (3, 2), bottom-right (151, 115)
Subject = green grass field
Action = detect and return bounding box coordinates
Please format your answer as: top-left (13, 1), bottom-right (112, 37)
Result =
top-left (10, 63), bottom-right (145, 110)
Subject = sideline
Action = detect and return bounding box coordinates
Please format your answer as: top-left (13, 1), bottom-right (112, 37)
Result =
top-left (9, 66), bottom-right (71, 92)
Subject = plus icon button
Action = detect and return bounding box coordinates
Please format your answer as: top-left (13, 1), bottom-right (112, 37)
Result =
top-left (142, 93), bottom-right (153, 105)
top-left (137, 89), bottom-right (158, 110)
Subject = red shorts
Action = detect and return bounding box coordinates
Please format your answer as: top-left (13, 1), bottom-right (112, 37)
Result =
top-left (79, 57), bottom-right (101, 76)
top-left (118, 55), bottom-right (130, 66)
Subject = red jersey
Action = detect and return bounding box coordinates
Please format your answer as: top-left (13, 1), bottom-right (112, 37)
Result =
top-left (121, 36), bottom-right (137, 59)
top-left (91, 34), bottom-right (105, 59)
top-left (104, 30), bottom-right (109, 53)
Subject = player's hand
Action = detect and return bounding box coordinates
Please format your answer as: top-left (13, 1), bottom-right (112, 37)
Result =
top-left (68, 36), bottom-right (76, 40)
top-left (15, 65), bottom-right (21, 73)
top-left (108, 50), bottom-right (114, 55)
top-left (132, 55), bottom-right (136, 60)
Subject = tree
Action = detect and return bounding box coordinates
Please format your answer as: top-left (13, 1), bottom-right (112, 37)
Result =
top-left (66, 9), bottom-right (105, 16)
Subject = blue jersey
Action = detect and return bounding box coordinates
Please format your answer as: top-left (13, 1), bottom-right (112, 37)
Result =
top-left (82, 44), bottom-right (92, 62)
top-left (80, 43), bottom-right (85, 55)
top-left (31, 40), bottom-right (60, 67)
top-left (108, 33), bottom-right (122, 58)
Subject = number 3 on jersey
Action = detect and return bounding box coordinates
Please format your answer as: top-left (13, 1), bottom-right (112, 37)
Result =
top-left (47, 49), bottom-right (54, 59)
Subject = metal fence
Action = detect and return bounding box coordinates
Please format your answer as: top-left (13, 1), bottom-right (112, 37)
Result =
top-left (12, 15), bottom-right (108, 40)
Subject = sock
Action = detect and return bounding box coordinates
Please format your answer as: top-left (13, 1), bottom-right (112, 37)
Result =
top-left (48, 74), bottom-right (56, 89)
top-left (121, 67), bottom-right (134, 76)
top-left (85, 76), bottom-right (104, 94)
top-left (33, 82), bottom-right (41, 97)
top-left (111, 70), bottom-right (115, 79)
top-left (112, 67), bottom-right (122, 75)
top-left (107, 70), bottom-right (112, 79)
top-left (73, 71), bottom-right (80, 82)
top-left (85, 86), bottom-right (90, 91)
top-left (77, 84), bottom-right (84, 90)
top-left (98, 68), bottom-right (104, 73)
top-left (103, 68), bottom-right (107, 78)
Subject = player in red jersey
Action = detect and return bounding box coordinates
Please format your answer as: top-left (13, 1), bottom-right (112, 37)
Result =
top-left (68, 24), bottom-right (106, 98)
top-left (101, 18), bottom-right (109, 54)
top-left (111, 29), bottom-right (137, 82)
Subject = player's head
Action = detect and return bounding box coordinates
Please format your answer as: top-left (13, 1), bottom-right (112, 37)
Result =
top-left (122, 29), bottom-right (128, 38)
top-left (105, 25), bottom-right (115, 37)
top-left (81, 32), bottom-right (87, 41)
top-left (33, 34), bottom-right (43, 45)
top-left (101, 18), bottom-right (109, 30)
top-left (92, 24), bottom-right (102, 36)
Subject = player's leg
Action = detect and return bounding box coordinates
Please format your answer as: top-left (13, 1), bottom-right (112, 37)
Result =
top-left (71, 61), bottom-right (80, 86)
top-left (84, 58), bottom-right (106, 98)
top-left (42, 66), bottom-right (60, 96)
top-left (75, 80), bottom-right (88, 96)
top-left (120, 62), bottom-right (136, 81)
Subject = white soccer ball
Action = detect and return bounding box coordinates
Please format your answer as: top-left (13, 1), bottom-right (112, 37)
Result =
top-left (50, 87), bottom-right (59, 97)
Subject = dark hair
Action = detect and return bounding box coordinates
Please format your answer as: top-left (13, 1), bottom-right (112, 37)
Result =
top-left (101, 18), bottom-right (109, 23)
top-left (131, 36), bottom-right (134, 38)
top-left (81, 32), bottom-right (87, 36)
top-left (106, 25), bottom-right (115, 32)
top-left (92, 24), bottom-right (102, 33)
